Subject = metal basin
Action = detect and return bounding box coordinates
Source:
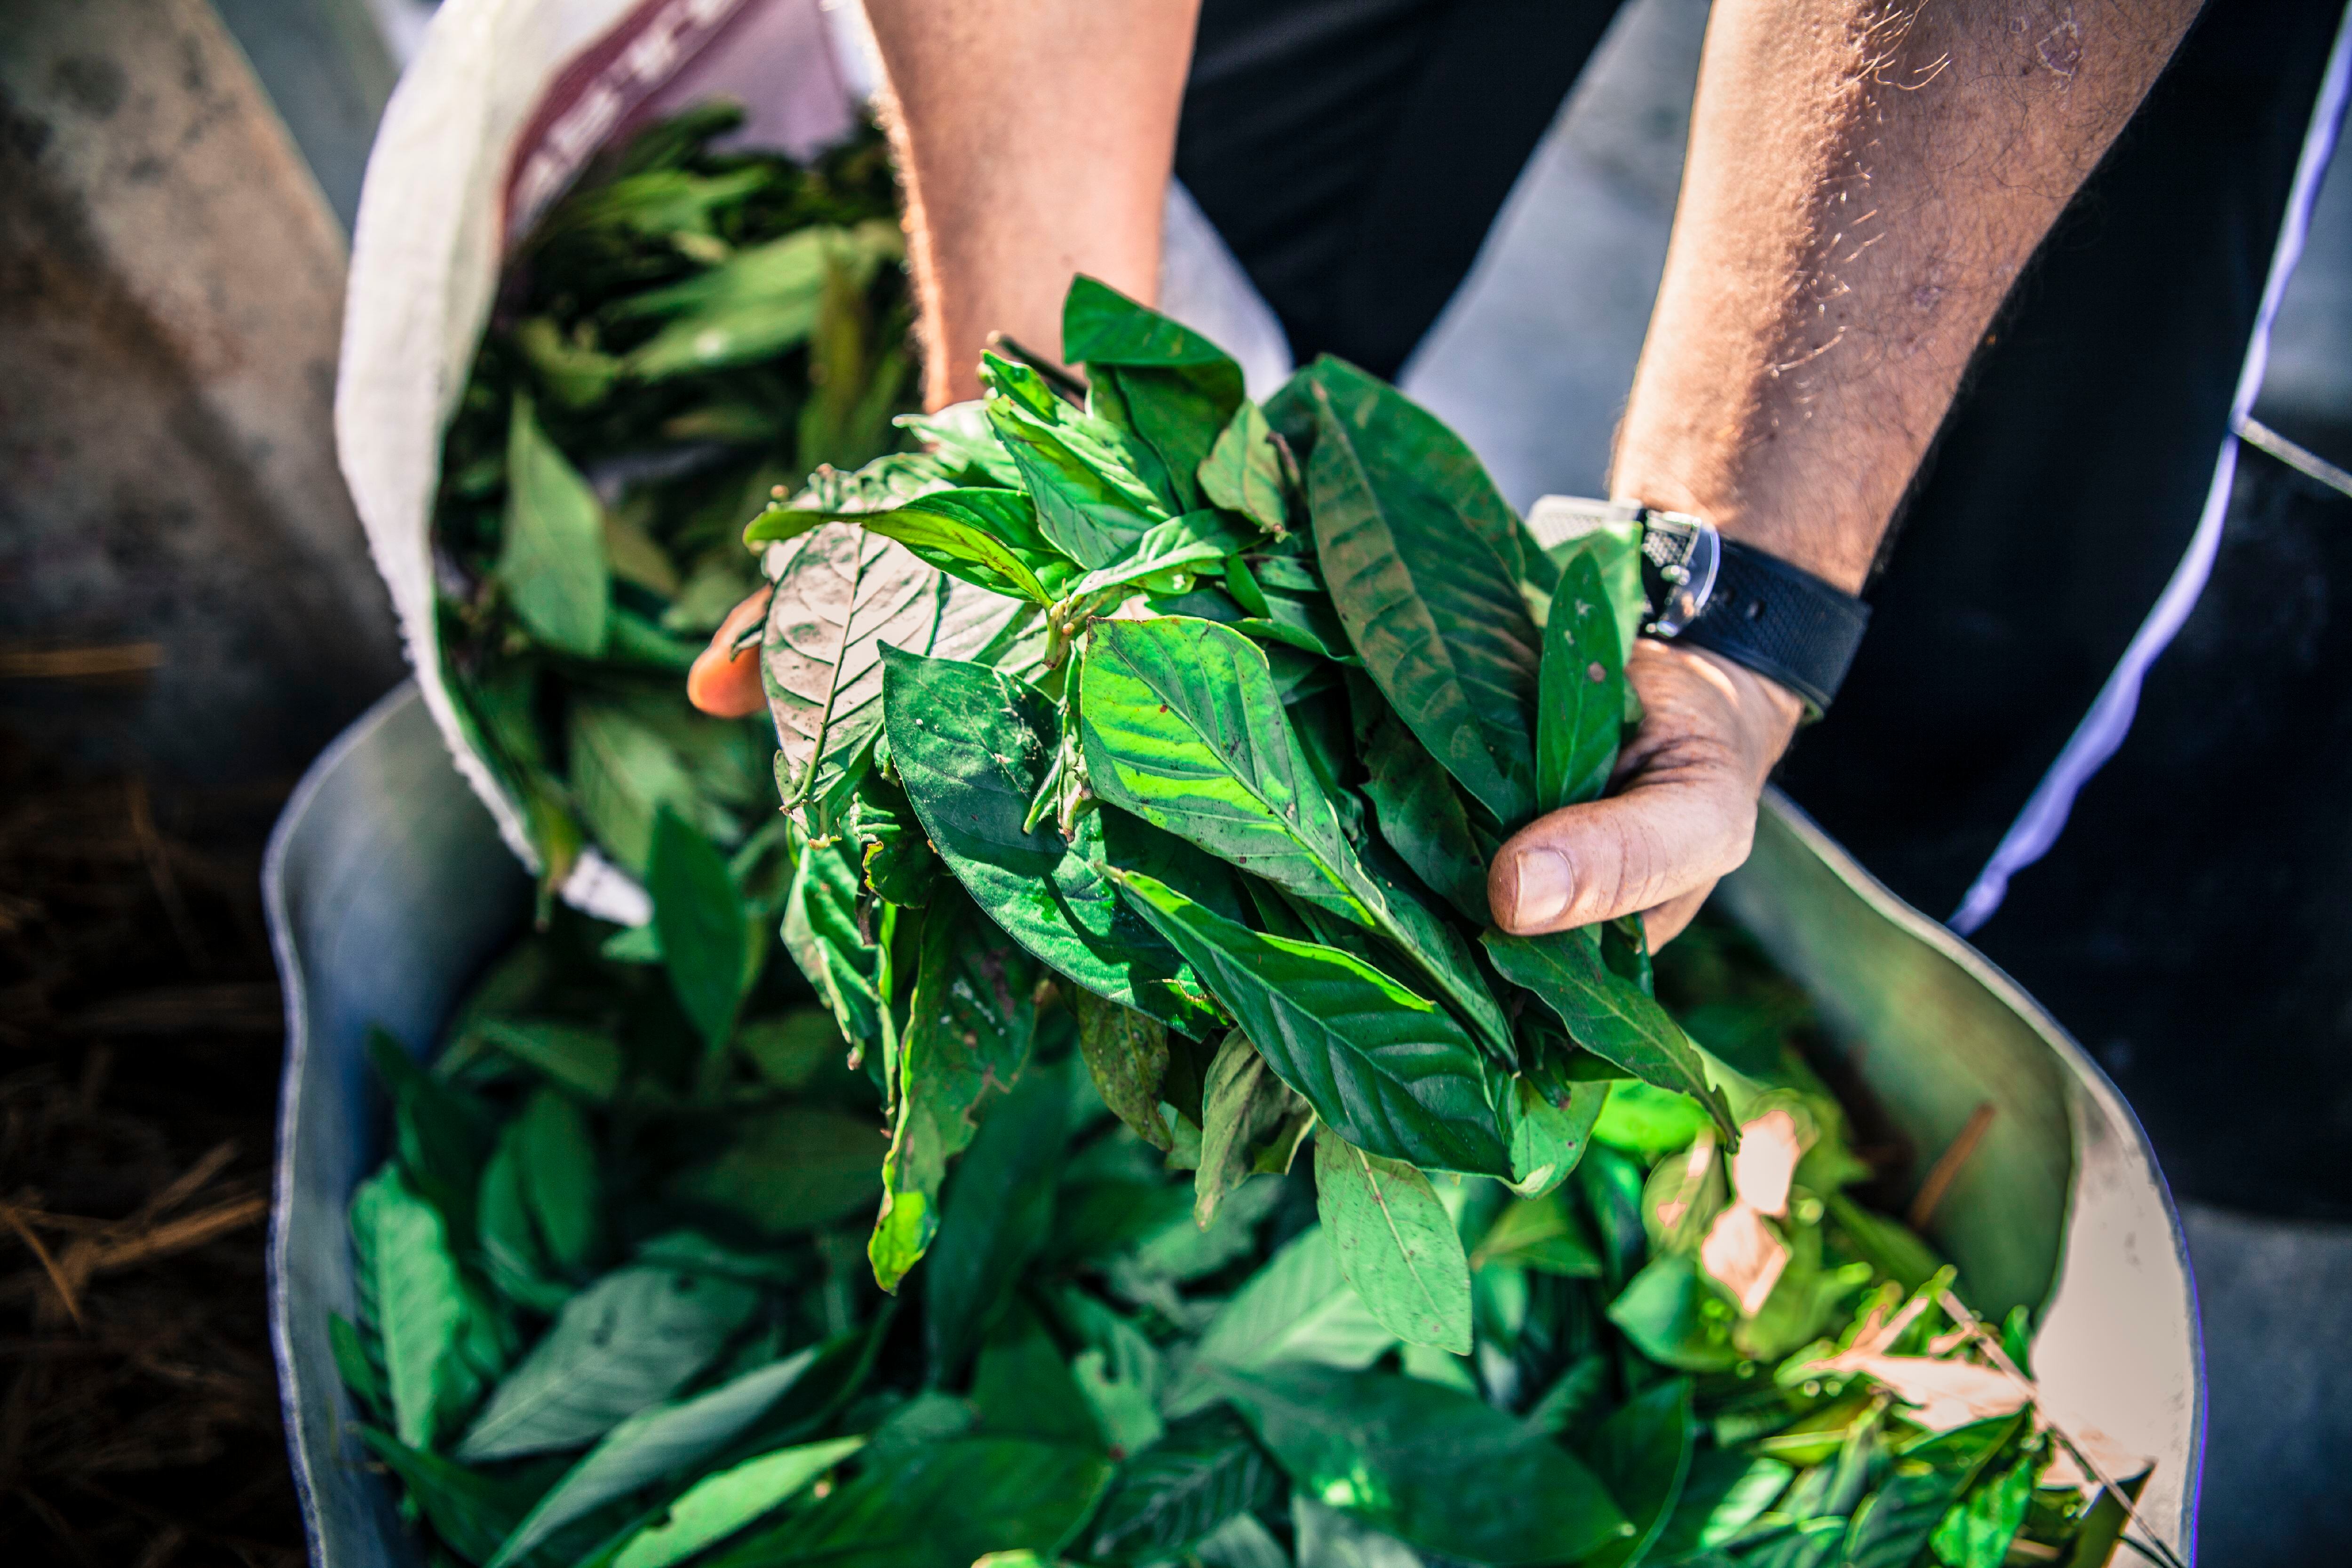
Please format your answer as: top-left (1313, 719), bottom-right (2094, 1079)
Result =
top-left (265, 683), bottom-right (2201, 1565)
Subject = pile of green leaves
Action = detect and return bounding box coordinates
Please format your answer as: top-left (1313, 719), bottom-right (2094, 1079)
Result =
top-left (429, 103), bottom-right (916, 892)
top-left (336, 880), bottom-right (2126, 1568)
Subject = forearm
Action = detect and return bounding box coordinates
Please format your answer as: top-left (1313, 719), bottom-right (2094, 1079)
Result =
top-left (862, 0), bottom-right (1200, 407)
top-left (1613, 0), bottom-right (2202, 591)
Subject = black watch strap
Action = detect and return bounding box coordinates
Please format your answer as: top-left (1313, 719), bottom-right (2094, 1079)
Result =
top-left (1673, 535), bottom-right (1870, 716)
top-left (1523, 497), bottom-right (1871, 717)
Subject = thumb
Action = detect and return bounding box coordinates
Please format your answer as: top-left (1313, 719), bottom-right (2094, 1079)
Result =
top-left (1487, 765), bottom-right (1757, 935)
top-left (1487, 641), bottom-right (1800, 935)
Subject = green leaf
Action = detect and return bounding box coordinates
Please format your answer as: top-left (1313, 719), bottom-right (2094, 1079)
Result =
top-left (1592, 1079), bottom-right (1716, 1162)
top-left (456, 1267), bottom-right (757, 1461)
top-left (881, 646), bottom-right (1211, 1028)
top-left (1929, 1452), bottom-right (2036, 1568)
top-left (479, 1126), bottom-right (573, 1315)
top-left (870, 885), bottom-right (1041, 1291)
top-left (603, 1437), bottom-right (865, 1568)
top-left (982, 353), bottom-right (1170, 568)
top-left (1470, 1189), bottom-right (1604, 1277)
top-left (351, 1167), bottom-right (485, 1448)
top-left (737, 1008), bottom-right (848, 1091)
top-left (498, 393), bottom-right (609, 658)
top-left (477, 1019), bottom-right (624, 1103)
top-left (1200, 401), bottom-right (1291, 536)
top-left (487, 1351), bottom-right (823, 1568)
top-left (1072, 990), bottom-right (1172, 1152)
top-left (1087, 1415), bottom-right (1278, 1565)
top-left (1300, 375), bottom-right (1539, 825)
top-left (780, 826), bottom-right (882, 1047)
top-left (1114, 869), bottom-right (1510, 1177)
top-left (565, 699), bottom-right (732, 877)
top-left (750, 489), bottom-right (1065, 605)
top-left (1063, 276), bottom-right (1246, 516)
top-left (1583, 1377), bottom-right (1695, 1568)
top-left (1351, 682), bottom-right (1489, 924)
top-left (924, 1050), bottom-right (1068, 1381)
top-left (1502, 1067), bottom-right (1608, 1198)
top-left (1842, 1415), bottom-right (2022, 1568)
top-left (620, 224), bottom-right (899, 378)
top-left (1163, 1227), bottom-right (1394, 1419)
top-left (1194, 1031), bottom-right (1308, 1226)
top-left (1483, 927), bottom-right (1739, 1144)
top-left (1211, 1362), bottom-right (1629, 1567)
top-left (1311, 1125), bottom-right (1472, 1354)
top-left (330, 1311), bottom-right (388, 1425)
top-left (369, 1027), bottom-right (495, 1244)
top-left (761, 520), bottom-right (1024, 819)
top-left (971, 1301), bottom-right (1104, 1448)
top-left (700, 1437), bottom-right (1113, 1568)
top-left (1291, 1495), bottom-right (1425, 1568)
top-left (517, 1087), bottom-right (601, 1277)
top-left (1649, 1449), bottom-right (1793, 1561)
top-left (668, 1106), bottom-right (884, 1236)
top-left (1606, 1254), bottom-right (1740, 1373)
top-left (1083, 618), bottom-right (1510, 1051)
top-left (649, 805), bottom-right (749, 1052)
top-left (1534, 549), bottom-right (1626, 813)
top-left (1067, 509), bottom-right (1262, 600)
top-left (359, 1427), bottom-right (545, 1565)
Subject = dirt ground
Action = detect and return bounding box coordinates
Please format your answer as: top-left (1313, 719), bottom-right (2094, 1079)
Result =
top-left (0, 717), bottom-right (306, 1567)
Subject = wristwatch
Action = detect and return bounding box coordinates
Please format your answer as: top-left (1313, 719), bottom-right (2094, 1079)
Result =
top-left (1524, 496), bottom-right (1871, 717)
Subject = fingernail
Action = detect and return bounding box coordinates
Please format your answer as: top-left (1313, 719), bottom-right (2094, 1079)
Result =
top-left (1503, 848), bottom-right (1574, 929)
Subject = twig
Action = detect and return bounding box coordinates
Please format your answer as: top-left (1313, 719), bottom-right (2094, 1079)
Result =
top-left (1908, 1101), bottom-right (1995, 1230)
top-left (0, 1206), bottom-right (85, 1329)
top-left (126, 780), bottom-right (209, 973)
top-left (1936, 1289), bottom-right (2185, 1568)
top-left (0, 644), bottom-right (163, 680)
top-left (131, 1142), bottom-right (239, 1229)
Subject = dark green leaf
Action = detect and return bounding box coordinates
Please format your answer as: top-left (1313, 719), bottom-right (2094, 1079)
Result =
top-left (1605, 1254), bottom-right (1740, 1373)
top-left (1072, 989), bottom-right (1172, 1151)
top-left (1064, 276), bottom-right (1246, 515)
top-left (1470, 1189), bottom-right (1603, 1277)
top-left (498, 393), bottom-right (609, 658)
top-left (1291, 1495), bottom-right (1425, 1568)
top-left (1089, 1415), bottom-right (1278, 1565)
top-left (1083, 618), bottom-right (1509, 1051)
top-left (1162, 1227), bottom-right (1393, 1419)
top-left (1483, 927), bottom-right (1739, 1144)
top-left (596, 1436), bottom-right (864, 1568)
top-left (924, 1049), bottom-right (1067, 1380)
top-left (477, 1018), bottom-right (624, 1103)
top-left (970, 1301), bottom-right (1102, 1447)
top-left (869, 885), bottom-right (1040, 1290)
top-left (982, 353), bottom-right (1169, 568)
top-left (1300, 374), bottom-right (1539, 824)
top-left (845, 763), bottom-right (939, 907)
top-left (456, 1267), bottom-right (758, 1461)
top-left (882, 647), bottom-right (1212, 1029)
top-left (1648, 1449), bottom-right (1793, 1562)
top-left (1534, 549), bottom-right (1625, 813)
top-left (668, 1106), bottom-right (883, 1236)
top-left (479, 1128), bottom-right (572, 1315)
top-left (359, 1427), bottom-right (545, 1565)
top-left (369, 1028), bottom-right (495, 1244)
top-left (1501, 1064), bottom-right (1609, 1199)
top-left (736, 1008), bottom-right (847, 1091)
top-left (1928, 1451), bottom-right (2037, 1568)
top-left (1114, 869), bottom-right (1510, 1177)
top-left (517, 1087), bottom-right (601, 1277)
top-left (1194, 1030), bottom-right (1308, 1226)
top-left (649, 806), bottom-right (750, 1052)
top-left (1200, 401), bottom-right (1291, 536)
top-left (1212, 1362), bottom-right (1630, 1567)
top-left (565, 698), bottom-right (738, 877)
top-left (330, 1311), bottom-right (388, 1425)
top-left (487, 1350), bottom-right (821, 1568)
top-left (1064, 274), bottom-right (1244, 373)
top-left (1350, 680), bottom-right (1490, 924)
top-left (1312, 1125), bottom-right (1472, 1354)
top-left (1583, 1377), bottom-right (1695, 1568)
top-left (701, 1437), bottom-right (1113, 1568)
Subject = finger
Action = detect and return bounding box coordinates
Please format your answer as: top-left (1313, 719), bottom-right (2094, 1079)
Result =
top-left (685, 588), bottom-right (772, 718)
top-left (1641, 881), bottom-right (1715, 949)
top-left (1487, 765), bottom-right (1757, 935)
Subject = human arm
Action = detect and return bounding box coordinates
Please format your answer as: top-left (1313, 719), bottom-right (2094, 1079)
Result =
top-left (1489, 0), bottom-right (2205, 942)
top-left (686, 0), bottom-right (1200, 716)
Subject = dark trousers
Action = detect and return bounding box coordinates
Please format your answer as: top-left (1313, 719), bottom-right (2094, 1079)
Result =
top-left (1176, 0), bottom-right (2352, 1215)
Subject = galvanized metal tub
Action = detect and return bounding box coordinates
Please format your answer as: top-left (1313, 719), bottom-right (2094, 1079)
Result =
top-left (265, 683), bottom-right (2202, 1565)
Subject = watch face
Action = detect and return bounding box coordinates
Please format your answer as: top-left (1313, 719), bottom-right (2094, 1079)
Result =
top-left (1637, 509), bottom-right (1719, 637)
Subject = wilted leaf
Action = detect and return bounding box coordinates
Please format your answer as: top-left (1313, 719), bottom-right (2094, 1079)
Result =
top-left (1072, 991), bottom-right (1171, 1151)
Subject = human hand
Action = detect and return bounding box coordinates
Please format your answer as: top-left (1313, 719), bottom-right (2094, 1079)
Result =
top-left (684, 586), bottom-right (772, 719)
top-left (1488, 639), bottom-right (1803, 947)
